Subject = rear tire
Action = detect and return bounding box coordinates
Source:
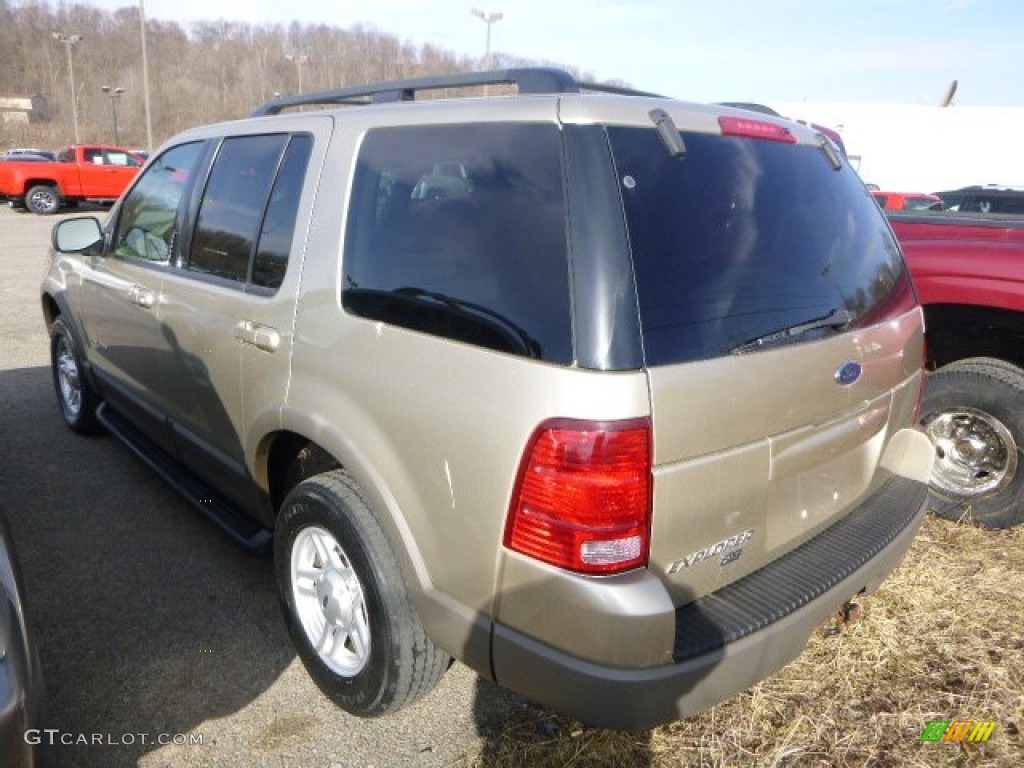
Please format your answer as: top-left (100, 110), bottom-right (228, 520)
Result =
top-left (921, 358), bottom-right (1024, 528)
top-left (275, 470), bottom-right (450, 716)
top-left (25, 185), bottom-right (61, 215)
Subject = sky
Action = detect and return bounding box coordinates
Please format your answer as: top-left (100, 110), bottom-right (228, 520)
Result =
top-left (81, 0), bottom-right (1024, 107)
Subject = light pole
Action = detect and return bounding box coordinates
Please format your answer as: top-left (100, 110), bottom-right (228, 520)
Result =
top-left (52, 32), bottom-right (83, 144)
top-left (470, 8), bottom-right (503, 70)
top-left (285, 53), bottom-right (309, 94)
top-left (140, 0), bottom-right (154, 152)
top-left (101, 86), bottom-right (126, 145)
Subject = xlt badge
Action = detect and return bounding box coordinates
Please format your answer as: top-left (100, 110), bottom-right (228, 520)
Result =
top-left (666, 529), bottom-right (754, 574)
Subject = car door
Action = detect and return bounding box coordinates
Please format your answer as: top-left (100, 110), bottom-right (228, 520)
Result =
top-left (77, 141), bottom-right (206, 445)
top-left (77, 147), bottom-right (137, 198)
top-left (155, 129), bottom-right (319, 512)
top-left (96, 148), bottom-right (144, 197)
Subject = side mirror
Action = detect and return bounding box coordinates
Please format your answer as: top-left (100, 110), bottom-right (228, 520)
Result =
top-left (52, 217), bottom-right (103, 253)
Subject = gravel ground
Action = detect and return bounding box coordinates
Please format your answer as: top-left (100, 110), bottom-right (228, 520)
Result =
top-left (0, 204), bottom-right (524, 768)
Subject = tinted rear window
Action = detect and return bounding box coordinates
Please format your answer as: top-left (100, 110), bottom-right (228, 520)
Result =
top-left (342, 123), bottom-right (572, 363)
top-left (608, 128), bottom-right (908, 366)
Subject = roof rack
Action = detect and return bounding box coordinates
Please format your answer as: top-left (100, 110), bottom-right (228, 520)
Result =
top-left (251, 67), bottom-right (662, 116)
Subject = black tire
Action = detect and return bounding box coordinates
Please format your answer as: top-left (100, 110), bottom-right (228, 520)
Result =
top-left (274, 470), bottom-right (450, 716)
top-left (921, 358), bottom-right (1024, 528)
top-left (25, 185), bottom-right (61, 215)
top-left (49, 317), bottom-right (101, 435)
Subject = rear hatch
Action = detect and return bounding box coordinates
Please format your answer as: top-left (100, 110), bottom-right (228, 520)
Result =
top-left (605, 113), bottom-right (924, 602)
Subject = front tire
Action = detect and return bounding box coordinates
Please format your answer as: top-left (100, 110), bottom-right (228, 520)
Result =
top-left (49, 317), bottom-right (101, 435)
top-left (921, 358), bottom-right (1024, 528)
top-left (25, 185), bottom-right (61, 215)
top-left (275, 470), bottom-right (450, 716)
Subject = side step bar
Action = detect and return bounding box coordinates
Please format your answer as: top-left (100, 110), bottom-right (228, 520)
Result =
top-left (97, 403), bottom-right (273, 554)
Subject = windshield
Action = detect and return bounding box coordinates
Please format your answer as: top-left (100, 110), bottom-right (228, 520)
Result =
top-left (607, 127), bottom-right (908, 366)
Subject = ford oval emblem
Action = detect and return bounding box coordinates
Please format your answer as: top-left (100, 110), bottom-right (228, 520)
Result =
top-left (835, 361), bottom-right (862, 386)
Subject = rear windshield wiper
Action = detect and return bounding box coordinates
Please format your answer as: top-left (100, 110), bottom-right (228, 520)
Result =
top-left (730, 307), bottom-right (855, 355)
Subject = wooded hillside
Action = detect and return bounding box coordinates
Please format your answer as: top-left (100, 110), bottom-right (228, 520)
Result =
top-left (0, 0), bottom-right (604, 150)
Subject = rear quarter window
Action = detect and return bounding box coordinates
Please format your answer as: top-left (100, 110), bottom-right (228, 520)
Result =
top-left (608, 127), bottom-right (908, 366)
top-left (342, 123), bottom-right (572, 363)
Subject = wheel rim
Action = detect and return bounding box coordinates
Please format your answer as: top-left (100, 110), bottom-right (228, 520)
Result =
top-left (56, 336), bottom-right (82, 419)
top-left (923, 407), bottom-right (1018, 498)
top-left (30, 189), bottom-right (57, 212)
top-left (290, 526), bottom-right (371, 676)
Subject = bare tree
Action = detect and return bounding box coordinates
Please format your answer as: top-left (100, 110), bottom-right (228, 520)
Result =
top-left (0, 3), bottom-right (620, 150)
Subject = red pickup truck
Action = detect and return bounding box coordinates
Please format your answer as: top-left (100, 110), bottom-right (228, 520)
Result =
top-left (0, 144), bottom-right (144, 214)
top-left (888, 211), bottom-right (1024, 529)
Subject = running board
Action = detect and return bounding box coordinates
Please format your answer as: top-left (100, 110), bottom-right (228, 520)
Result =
top-left (97, 403), bottom-right (273, 554)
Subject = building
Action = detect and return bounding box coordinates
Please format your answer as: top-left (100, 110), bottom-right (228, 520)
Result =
top-left (0, 95), bottom-right (49, 125)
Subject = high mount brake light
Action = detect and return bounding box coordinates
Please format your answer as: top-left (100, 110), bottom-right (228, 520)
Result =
top-left (504, 418), bottom-right (652, 575)
top-left (718, 116), bottom-right (796, 144)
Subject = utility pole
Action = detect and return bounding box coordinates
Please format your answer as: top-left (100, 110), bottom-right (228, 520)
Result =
top-left (101, 86), bottom-right (126, 145)
top-left (285, 53), bottom-right (310, 94)
top-left (140, 0), bottom-right (154, 151)
top-left (470, 8), bottom-right (503, 70)
top-left (52, 32), bottom-right (83, 144)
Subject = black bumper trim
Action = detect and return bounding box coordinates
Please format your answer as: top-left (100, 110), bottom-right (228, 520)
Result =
top-left (674, 477), bottom-right (925, 661)
top-left (491, 474), bottom-right (928, 730)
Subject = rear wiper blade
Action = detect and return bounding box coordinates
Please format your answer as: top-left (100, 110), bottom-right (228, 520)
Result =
top-left (731, 307), bottom-right (855, 355)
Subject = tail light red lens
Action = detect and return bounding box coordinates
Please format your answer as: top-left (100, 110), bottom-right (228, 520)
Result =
top-left (504, 418), bottom-right (652, 575)
top-left (718, 116), bottom-right (797, 143)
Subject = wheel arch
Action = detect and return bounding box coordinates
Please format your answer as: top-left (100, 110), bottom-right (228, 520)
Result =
top-left (41, 291), bottom-right (87, 350)
top-left (41, 292), bottom-right (61, 329)
top-left (256, 426), bottom-right (434, 593)
top-left (21, 177), bottom-right (61, 195)
top-left (263, 430), bottom-right (341, 511)
top-left (923, 303), bottom-right (1024, 369)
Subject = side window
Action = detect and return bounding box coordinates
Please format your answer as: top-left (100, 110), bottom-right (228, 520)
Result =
top-left (252, 135), bottom-right (313, 290)
top-left (342, 123), bottom-right (572, 363)
top-left (1005, 198), bottom-right (1024, 214)
top-left (112, 142), bottom-right (204, 263)
top-left (84, 148), bottom-right (103, 165)
top-left (104, 150), bottom-right (138, 167)
top-left (188, 134), bottom-right (288, 283)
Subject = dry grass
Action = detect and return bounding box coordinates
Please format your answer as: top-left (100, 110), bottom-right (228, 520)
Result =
top-left (456, 516), bottom-right (1023, 767)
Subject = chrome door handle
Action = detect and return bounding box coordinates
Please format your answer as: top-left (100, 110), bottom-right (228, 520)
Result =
top-left (235, 320), bottom-right (280, 353)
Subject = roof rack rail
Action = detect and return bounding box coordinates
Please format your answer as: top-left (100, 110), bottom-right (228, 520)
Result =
top-left (251, 67), bottom-right (662, 116)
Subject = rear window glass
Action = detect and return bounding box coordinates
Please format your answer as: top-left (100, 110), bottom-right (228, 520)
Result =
top-left (608, 128), bottom-right (908, 366)
top-left (342, 123), bottom-right (572, 363)
top-left (966, 194), bottom-right (1024, 215)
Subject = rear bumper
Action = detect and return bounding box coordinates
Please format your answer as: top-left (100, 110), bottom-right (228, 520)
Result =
top-left (491, 474), bottom-right (928, 730)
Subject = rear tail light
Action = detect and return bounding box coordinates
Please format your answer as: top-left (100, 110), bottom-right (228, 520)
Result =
top-left (504, 418), bottom-right (652, 575)
top-left (718, 116), bottom-right (796, 143)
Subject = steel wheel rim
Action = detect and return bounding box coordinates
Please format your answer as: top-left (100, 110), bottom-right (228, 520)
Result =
top-left (56, 336), bottom-right (82, 419)
top-left (290, 526), bottom-right (371, 677)
top-left (30, 189), bottom-right (56, 212)
top-left (924, 407), bottom-right (1018, 497)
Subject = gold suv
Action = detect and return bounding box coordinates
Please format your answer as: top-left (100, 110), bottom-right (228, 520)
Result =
top-left (41, 69), bottom-right (935, 729)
